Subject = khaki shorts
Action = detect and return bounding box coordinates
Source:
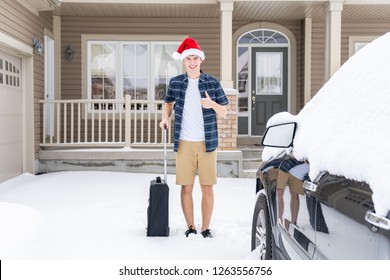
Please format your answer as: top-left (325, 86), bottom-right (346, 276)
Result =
top-left (276, 170), bottom-right (304, 195)
top-left (176, 140), bottom-right (217, 186)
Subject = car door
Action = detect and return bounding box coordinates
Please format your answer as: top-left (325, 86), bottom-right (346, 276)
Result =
top-left (310, 173), bottom-right (390, 259)
top-left (267, 162), bottom-right (317, 259)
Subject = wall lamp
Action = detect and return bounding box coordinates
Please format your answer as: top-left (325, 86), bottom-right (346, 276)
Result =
top-left (32, 38), bottom-right (43, 56)
top-left (66, 46), bottom-right (74, 61)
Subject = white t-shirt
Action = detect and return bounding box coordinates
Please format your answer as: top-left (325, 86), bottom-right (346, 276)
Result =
top-left (179, 78), bottom-right (205, 141)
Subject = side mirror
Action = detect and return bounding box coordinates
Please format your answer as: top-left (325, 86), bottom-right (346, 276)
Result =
top-left (261, 122), bottom-right (297, 148)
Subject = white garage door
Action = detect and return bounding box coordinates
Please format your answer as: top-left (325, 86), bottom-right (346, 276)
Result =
top-left (0, 50), bottom-right (23, 183)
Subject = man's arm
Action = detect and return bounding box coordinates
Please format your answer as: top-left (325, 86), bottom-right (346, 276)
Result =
top-left (201, 91), bottom-right (228, 118)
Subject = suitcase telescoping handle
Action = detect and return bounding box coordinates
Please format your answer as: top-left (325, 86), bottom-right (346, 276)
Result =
top-left (163, 124), bottom-right (168, 183)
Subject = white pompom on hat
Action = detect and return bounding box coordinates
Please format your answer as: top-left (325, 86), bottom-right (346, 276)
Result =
top-left (173, 37), bottom-right (205, 61)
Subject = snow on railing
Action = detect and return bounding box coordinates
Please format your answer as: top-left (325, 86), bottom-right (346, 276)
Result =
top-left (40, 95), bottom-right (173, 148)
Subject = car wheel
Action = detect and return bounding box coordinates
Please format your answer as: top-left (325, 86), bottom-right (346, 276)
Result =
top-left (251, 193), bottom-right (273, 259)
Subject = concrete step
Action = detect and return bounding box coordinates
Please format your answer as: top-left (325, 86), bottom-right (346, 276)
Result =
top-left (237, 135), bottom-right (263, 146)
top-left (241, 149), bottom-right (262, 159)
top-left (243, 158), bottom-right (262, 170)
top-left (238, 139), bottom-right (263, 178)
top-left (240, 169), bottom-right (258, 179)
top-left (39, 148), bottom-right (242, 178)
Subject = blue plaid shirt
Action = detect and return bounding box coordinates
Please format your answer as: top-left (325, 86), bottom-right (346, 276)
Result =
top-left (164, 71), bottom-right (229, 152)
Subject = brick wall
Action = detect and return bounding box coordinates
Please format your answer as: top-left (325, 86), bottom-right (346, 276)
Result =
top-left (218, 89), bottom-right (238, 150)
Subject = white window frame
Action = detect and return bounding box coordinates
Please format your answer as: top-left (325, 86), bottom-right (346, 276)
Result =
top-left (121, 41), bottom-right (150, 101)
top-left (348, 36), bottom-right (378, 57)
top-left (82, 34), bottom-right (185, 112)
top-left (150, 41), bottom-right (184, 101)
top-left (87, 40), bottom-right (122, 102)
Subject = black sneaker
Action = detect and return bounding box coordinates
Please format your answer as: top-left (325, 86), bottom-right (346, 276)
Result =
top-left (185, 225), bottom-right (197, 237)
top-left (201, 229), bottom-right (213, 238)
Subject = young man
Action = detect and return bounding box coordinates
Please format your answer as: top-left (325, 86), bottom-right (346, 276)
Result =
top-left (159, 37), bottom-right (229, 238)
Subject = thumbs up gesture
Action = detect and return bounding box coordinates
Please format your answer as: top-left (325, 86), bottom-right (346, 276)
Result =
top-left (201, 91), bottom-right (214, 109)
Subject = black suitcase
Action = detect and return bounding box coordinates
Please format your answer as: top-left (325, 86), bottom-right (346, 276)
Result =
top-left (146, 127), bottom-right (169, 237)
top-left (147, 176), bottom-right (169, 236)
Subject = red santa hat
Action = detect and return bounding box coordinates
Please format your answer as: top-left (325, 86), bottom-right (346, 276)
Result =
top-left (173, 37), bottom-right (205, 61)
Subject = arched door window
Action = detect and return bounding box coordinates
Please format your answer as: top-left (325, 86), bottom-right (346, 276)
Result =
top-left (238, 30), bottom-right (289, 45)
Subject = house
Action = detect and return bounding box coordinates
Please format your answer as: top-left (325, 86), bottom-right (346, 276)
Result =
top-left (1, 0), bottom-right (390, 183)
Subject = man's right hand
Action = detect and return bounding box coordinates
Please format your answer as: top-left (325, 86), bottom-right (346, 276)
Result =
top-left (159, 119), bottom-right (169, 130)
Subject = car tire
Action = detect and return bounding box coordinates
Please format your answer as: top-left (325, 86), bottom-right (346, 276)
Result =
top-left (251, 193), bottom-right (273, 259)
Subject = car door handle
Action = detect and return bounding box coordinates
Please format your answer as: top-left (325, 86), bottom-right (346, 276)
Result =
top-left (365, 210), bottom-right (390, 231)
top-left (303, 181), bottom-right (318, 192)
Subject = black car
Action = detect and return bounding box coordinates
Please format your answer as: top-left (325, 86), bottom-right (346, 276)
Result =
top-left (251, 122), bottom-right (390, 260)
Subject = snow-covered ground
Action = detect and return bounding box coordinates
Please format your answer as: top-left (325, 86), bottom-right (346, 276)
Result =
top-left (0, 171), bottom-right (257, 260)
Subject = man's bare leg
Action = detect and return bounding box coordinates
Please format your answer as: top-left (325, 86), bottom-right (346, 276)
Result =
top-left (290, 191), bottom-right (299, 225)
top-left (277, 188), bottom-right (285, 224)
top-left (181, 185), bottom-right (195, 229)
top-left (200, 184), bottom-right (214, 231)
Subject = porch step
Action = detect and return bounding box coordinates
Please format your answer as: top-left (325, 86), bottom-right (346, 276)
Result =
top-left (38, 137), bottom-right (265, 179)
top-left (242, 149), bottom-right (262, 159)
top-left (240, 168), bottom-right (260, 179)
top-left (240, 147), bottom-right (262, 178)
top-left (243, 158), bottom-right (262, 170)
top-left (238, 138), bottom-right (264, 179)
top-left (38, 148), bottom-right (243, 178)
top-left (237, 135), bottom-right (263, 146)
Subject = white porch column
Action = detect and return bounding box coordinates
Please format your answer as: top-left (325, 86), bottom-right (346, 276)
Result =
top-left (304, 17), bottom-right (312, 105)
top-left (53, 16), bottom-right (61, 100)
top-left (219, 0), bottom-right (234, 89)
top-left (324, 1), bottom-right (343, 81)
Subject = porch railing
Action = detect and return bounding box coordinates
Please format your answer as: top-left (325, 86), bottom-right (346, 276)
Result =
top-left (40, 95), bottom-right (173, 148)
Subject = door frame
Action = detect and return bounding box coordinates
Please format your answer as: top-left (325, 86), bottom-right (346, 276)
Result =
top-left (233, 23), bottom-right (298, 136)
